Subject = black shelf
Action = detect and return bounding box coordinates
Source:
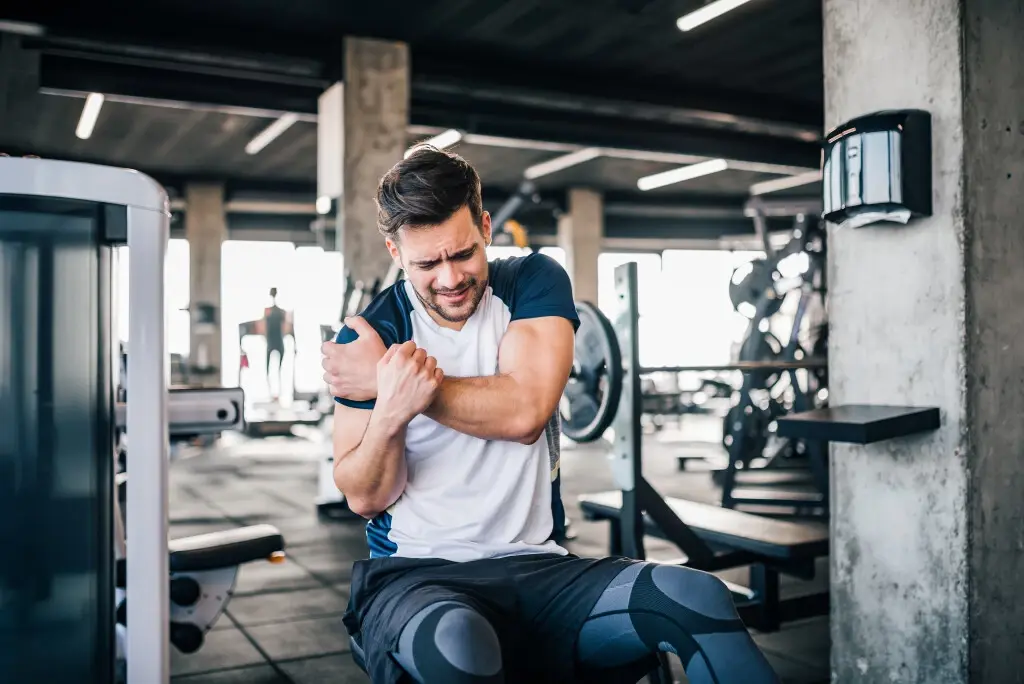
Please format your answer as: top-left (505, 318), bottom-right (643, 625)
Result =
top-left (776, 405), bottom-right (940, 444)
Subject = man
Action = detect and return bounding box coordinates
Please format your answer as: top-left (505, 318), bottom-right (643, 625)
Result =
top-left (262, 287), bottom-right (291, 401)
top-left (321, 146), bottom-right (779, 684)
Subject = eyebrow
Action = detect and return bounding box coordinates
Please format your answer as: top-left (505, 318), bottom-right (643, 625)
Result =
top-left (410, 244), bottom-right (477, 268)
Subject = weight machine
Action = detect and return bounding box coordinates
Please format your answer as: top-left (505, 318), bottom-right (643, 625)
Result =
top-left (0, 158), bottom-right (285, 683)
top-left (575, 262), bottom-right (830, 684)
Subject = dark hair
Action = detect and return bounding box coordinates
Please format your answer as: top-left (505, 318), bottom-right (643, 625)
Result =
top-left (375, 145), bottom-right (483, 239)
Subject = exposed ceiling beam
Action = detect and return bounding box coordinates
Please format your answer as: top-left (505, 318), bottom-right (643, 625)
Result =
top-left (32, 42), bottom-right (822, 168)
top-left (411, 52), bottom-right (821, 140)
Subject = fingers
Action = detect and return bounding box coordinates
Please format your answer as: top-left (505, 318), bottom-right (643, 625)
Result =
top-left (412, 347), bottom-right (428, 366)
top-left (382, 340), bottom-right (417, 365)
top-left (433, 368), bottom-right (444, 385)
top-left (423, 355), bottom-right (437, 374)
top-left (344, 316), bottom-right (378, 340)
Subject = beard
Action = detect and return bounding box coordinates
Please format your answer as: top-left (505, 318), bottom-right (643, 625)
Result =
top-left (411, 276), bottom-right (487, 323)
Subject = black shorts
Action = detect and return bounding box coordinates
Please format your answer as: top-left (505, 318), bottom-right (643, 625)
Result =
top-left (342, 552), bottom-right (650, 684)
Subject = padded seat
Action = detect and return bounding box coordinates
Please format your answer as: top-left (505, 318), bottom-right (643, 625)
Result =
top-left (169, 524), bottom-right (284, 573)
top-left (578, 490), bottom-right (828, 560)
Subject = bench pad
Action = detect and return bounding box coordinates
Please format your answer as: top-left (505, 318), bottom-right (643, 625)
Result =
top-left (578, 491), bottom-right (828, 560)
top-left (169, 524), bottom-right (284, 573)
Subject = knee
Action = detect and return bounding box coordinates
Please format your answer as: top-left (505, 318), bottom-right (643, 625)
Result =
top-left (399, 603), bottom-right (503, 683)
top-left (647, 565), bottom-right (738, 621)
top-left (434, 605), bottom-right (502, 669)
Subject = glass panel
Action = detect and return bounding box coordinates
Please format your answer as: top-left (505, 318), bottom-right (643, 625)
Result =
top-left (0, 197), bottom-right (113, 683)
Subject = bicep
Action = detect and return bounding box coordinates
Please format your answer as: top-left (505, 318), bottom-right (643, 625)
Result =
top-left (332, 403), bottom-right (371, 463)
top-left (499, 316), bottom-right (575, 410)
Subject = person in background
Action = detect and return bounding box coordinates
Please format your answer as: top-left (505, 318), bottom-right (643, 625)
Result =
top-left (262, 287), bottom-right (292, 401)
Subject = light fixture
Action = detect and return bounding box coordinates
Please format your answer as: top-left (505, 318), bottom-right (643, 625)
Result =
top-left (523, 147), bottom-right (603, 180)
top-left (405, 129), bottom-right (462, 158)
top-left (677, 0), bottom-right (756, 32)
top-left (75, 93), bottom-right (104, 140)
top-left (315, 196), bottom-right (333, 215)
top-left (245, 113), bottom-right (299, 155)
top-left (749, 170), bottom-right (822, 196)
top-left (637, 159), bottom-right (729, 191)
top-left (0, 20), bottom-right (45, 36)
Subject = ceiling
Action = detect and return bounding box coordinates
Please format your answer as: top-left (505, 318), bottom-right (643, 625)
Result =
top-left (0, 0), bottom-right (825, 242)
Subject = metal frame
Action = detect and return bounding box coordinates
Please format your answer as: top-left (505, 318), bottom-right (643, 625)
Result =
top-left (0, 157), bottom-right (171, 683)
top-left (606, 261), bottom-right (829, 633)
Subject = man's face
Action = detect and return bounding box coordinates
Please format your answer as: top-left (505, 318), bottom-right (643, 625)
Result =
top-left (387, 205), bottom-right (492, 326)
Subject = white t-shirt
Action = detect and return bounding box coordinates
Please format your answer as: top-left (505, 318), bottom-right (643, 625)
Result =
top-left (334, 254), bottom-right (578, 562)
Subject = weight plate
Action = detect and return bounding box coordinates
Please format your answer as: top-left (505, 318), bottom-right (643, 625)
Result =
top-left (560, 301), bottom-right (622, 443)
top-left (729, 259), bottom-right (783, 319)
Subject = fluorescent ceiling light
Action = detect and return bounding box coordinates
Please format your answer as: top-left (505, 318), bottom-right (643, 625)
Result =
top-left (245, 113), bottom-right (299, 155)
top-left (637, 159), bottom-right (729, 191)
top-left (0, 20), bottom-right (45, 36)
top-left (524, 147), bottom-right (603, 180)
top-left (677, 0), bottom-right (756, 31)
top-left (406, 128), bottom-right (462, 158)
top-left (749, 170), bottom-right (822, 196)
top-left (75, 93), bottom-right (105, 140)
top-left (315, 196), bottom-right (332, 215)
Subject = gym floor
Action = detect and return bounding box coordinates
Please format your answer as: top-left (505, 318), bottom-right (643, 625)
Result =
top-left (167, 417), bottom-right (830, 684)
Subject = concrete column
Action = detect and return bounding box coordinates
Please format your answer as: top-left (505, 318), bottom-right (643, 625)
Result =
top-left (318, 37), bottom-right (409, 282)
top-left (185, 182), bottom-right (226, 388)
top-left (825, 1), bottom-right (1024, 682)
top-left (557, 188), bottom-right (602, 304)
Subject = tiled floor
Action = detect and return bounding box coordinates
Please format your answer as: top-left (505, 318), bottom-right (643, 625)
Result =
top-left (166, 420), bottom-right (830, 683)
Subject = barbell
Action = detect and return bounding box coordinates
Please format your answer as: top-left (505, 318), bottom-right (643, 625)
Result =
top-left (559, 302), bottom-right (827, 443)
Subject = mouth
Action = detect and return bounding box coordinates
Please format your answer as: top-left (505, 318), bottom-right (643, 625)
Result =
top-left (437, 288), bottom-right (470, 305)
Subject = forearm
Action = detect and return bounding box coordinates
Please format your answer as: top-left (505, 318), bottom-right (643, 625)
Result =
top-left (333, 412), bottom-right (407, 517)
top-left (423, 375), bottom-right (544, 444)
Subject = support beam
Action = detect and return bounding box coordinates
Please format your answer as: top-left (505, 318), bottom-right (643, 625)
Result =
top-left (558, 189), bottom-right (602, 304)
top-left (824, 0), bottom-right (1024, 681)
top-left (318, 37), bottom-right (409, 282)
top-left (185, 182), bottom-right (226, 387)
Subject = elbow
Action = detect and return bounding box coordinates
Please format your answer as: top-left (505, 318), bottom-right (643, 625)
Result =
top-left (345, 495), bottom-right (384, 520)
top-left (510, 411), bottom-right (548, 445)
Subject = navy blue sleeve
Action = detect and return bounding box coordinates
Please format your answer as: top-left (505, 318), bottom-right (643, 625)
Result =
top-left (501, 253), bottom-right (580, 331)
top-left (332, 285), bottom-right (415, 410)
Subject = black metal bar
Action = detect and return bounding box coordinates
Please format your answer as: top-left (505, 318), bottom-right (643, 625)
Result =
top-left (612, 262), bottom-right (645, 563)
top-left (637, 478), bottom-right (715, 567)
top-left (750, 564), bottom-right (781, 632)
top-left (720, 373), bottom-right (757, 510)
top-left (639, 359), bottom-right (827, 374)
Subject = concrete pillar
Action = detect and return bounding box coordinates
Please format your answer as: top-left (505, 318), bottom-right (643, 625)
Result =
top-left (557, 188), bottom-right (602, 304)
top-left (185, 182), bottom-right (226, 388)
top-left (318, 37), bottom-right (409, 282)
top-left (825, 1), bottom-right (1024, 682)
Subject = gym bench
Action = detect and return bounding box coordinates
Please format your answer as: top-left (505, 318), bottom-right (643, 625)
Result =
top-left (578, 489), bottom-right (829, 632)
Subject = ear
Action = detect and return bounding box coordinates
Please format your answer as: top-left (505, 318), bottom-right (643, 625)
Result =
top-left (385, 236), bottom-right (401, 262)
top-left (481, 210), bottom-right (492, 246)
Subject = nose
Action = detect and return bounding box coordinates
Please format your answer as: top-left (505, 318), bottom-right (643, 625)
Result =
top-left (435, 261), bottom-right (463, 290)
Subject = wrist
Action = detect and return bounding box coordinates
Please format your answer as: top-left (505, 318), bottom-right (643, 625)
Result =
top-left (370, 403), bottom-right (409, 437)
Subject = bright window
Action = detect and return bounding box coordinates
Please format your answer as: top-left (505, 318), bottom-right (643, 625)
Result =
top-left (597, 252), bottom-right (663, 367)
top-left (116, 239), bottom-right (190, 357)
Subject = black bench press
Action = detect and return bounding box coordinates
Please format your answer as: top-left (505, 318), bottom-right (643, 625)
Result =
top-left (571, 262), bottom-right (831, 642)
